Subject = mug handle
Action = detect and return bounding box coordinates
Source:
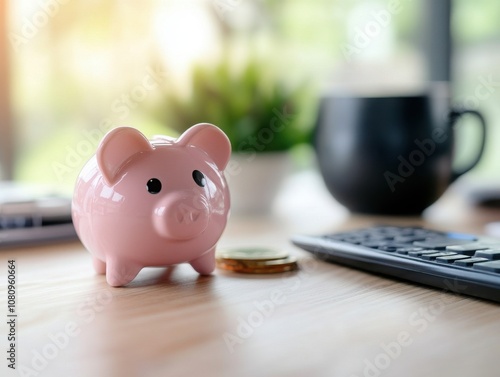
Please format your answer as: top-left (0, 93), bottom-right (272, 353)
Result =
top-left (449, 108), bottom-right (487, 182)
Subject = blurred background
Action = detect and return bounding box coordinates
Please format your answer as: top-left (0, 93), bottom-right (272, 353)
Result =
top-left (1, 0), bottom-right (499, 198)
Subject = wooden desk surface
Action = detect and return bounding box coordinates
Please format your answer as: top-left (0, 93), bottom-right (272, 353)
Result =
top-left (2, 172), bottom-right (500, 377)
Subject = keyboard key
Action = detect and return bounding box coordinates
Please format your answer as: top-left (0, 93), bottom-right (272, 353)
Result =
top-left (436, 254), bottom-right (471, 264)
top-left (386, 242), bottom-right (416, 248)
top-left (475, 249), bottom-right (500, 260)
top-left (375, 226), bottom-right (400, 233)
top-left (446, 244), bottom-right (491, 256)
top-left (376, 243), bottom-right (415, 251)
top-left (393, 235), bottom-right (427, 243)
top-left (421, 251), bottom-right (457, 260)
top-left (413, 229), bottom-right (441, 237)
top-left (454, 257), bottom-right (489, 267)
top-left (414, 238), bottom-right (475, 250)
top-left (398, 228), bottom-right (418, 236)
top-left (396, 247), bottom-right (423, 255)
top-left (473, 260), bottom-right (500, 273)
top-left (409, 250), bottom-right (440, 257)
top-left (446, 232), bottom-right (477, 241)
top-left (341, 237), bottom-right (365, 244)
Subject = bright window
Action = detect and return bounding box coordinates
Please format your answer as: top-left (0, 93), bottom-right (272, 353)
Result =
top-left (2, 0), bottom-right (499, 191)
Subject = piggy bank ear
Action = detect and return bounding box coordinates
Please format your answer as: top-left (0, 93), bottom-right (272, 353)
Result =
top-left (97, 127), bottom-right (153, 185)
top-left (177, 123), bottom-right (231, 170)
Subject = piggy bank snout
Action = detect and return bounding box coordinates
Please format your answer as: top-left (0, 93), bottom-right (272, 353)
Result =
top-left (153, 191), bottom-right (210, 240)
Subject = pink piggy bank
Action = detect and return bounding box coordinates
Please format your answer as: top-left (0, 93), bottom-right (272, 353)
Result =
top-left (72, 123), bottom-right (231, 286)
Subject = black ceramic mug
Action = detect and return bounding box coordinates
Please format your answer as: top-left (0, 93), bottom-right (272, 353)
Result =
top-left (314, 88), bottom-right (487, 215)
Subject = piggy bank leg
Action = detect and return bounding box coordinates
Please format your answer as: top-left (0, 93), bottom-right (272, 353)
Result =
top-left (190, 247), bottom-right (216, 275)
top-left (105, 259), bottom-right (142, 287)
top-left (92, 257), bottom-right (106, 275)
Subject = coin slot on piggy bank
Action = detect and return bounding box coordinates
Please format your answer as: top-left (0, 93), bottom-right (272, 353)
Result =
top-left (71, 123), bottom-right (231, 287)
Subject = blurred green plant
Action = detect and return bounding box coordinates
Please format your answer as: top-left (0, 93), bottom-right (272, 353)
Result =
top-left (156, 56), bottom-right (314, 153)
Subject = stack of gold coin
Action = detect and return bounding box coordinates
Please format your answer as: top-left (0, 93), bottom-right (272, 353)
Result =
top-left (216, 247), bottom-right (298, 274)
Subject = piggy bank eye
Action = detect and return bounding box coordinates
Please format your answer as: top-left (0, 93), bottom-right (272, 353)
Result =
top-left (146, 178), bottom-right (162, 194)
top-left (192, 170), bottom-right (206, 187)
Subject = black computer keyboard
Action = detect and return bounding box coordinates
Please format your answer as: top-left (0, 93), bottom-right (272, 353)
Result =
top-left (291, 226), bottom-right (500, 303)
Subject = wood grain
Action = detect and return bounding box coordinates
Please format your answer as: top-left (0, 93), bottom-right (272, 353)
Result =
top-left (1, 175), bottom-right (500, 377)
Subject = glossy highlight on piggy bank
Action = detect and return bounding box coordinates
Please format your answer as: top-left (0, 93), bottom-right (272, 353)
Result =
top-left (72, 123), bottom-right (231, 286)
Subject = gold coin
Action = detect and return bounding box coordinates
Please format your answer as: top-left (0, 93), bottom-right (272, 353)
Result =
top-left (216, 247), bottom-right (289, 261)
top-left (216, 256), bottom-right (299, 274)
